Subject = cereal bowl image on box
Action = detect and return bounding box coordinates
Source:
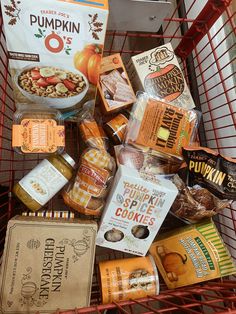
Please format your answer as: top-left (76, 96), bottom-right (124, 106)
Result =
top-left (15, 64), bottom-right (89, 109)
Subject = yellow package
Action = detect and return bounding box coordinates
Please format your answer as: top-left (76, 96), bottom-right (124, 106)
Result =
top-left (149, 219), bottom-right (236, 289)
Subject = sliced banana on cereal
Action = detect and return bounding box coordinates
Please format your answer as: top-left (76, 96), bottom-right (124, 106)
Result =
top-left (55, 70), bottom-right (67, 80)
top-left (40, 67), bottom-right (55, 78)
top-left (56, 83), bottom-right (68, 93)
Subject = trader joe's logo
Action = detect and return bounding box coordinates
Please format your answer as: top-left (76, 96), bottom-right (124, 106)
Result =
top-left (144, 47), bottom-right (184, 101)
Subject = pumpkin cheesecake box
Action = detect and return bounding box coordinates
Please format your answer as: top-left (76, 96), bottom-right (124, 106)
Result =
top-left (96, 165), bottom-right (178, 256)
top-left (1, 0), bottom-right (109, 120)
top-left (127, 42), bottom-right (195, 109)
top-left (98, 53), bottom-right (136, 113)
top-left (0, 216), bottom-right (97, 313)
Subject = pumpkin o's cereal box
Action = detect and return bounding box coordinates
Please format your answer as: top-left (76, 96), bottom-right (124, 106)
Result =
top-left (149, 219), bottom-right (236, 289)
top-left (1, 0), bottom-right (108, 118)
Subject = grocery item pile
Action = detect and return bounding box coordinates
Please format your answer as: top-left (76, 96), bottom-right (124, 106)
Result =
top-left (0, 0), bottom-right (236, 313)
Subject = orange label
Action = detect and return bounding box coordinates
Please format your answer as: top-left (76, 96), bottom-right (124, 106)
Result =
top-left (79, 121), bottom-right (107, 149)
top-left (134, 99), bottom-right (196, 157)
top-left (12, 119), bottom-right (65, 153)
top-left (107, 114), bottom-right (128, 142)
top-left (77, 159), bottom-right (109, 197)
top-left (99, 256), bottom-right (159, 304)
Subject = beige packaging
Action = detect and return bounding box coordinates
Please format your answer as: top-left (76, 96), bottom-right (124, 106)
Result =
top-left (127, 42), bottom-right (195, 109)
top-left (0, 216), bottom-right (97, 313)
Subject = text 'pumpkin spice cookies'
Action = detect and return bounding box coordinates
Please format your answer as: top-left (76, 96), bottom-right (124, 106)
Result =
top-left (125, 93), bottom-right (198, 159)
top-left (149, 219), bottom-right (236, 289)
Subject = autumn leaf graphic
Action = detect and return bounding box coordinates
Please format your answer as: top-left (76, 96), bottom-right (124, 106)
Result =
top-left (88, 13), bottom-right (103, 41)
top-left (4, 0), bottom-right (21, 25)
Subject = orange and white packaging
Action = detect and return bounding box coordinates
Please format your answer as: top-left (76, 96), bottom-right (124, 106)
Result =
top-left (127, 42), bottom-right (195, 109)
top-left (99, 255), bottom-right (159, 304)
top-left (98, 53), bottom-right (136, 113)
top-left (96, 164), bottom-right (178, 256)
top-left (125, 93), bottom-right (198, 159)
top-left (1, 0), bottom-right (108, 115)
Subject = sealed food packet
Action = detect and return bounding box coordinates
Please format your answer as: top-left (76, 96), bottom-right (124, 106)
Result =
top-left (149, 219), bottom-right (236, 289)
top-left (125, 93), bottom-right (199, 159)
top-left (182, 146), bottom-right (236, 200)
top-left (114, 145), bottom-right (181, 176)
top-left (12, 105), bottom-right (65, 154)
top-left (63, 115), bottom-right (116, 216)
top-left (78, 109), bottom-right (109, 150)
top-left (170, 175), bottom-right (230, 223)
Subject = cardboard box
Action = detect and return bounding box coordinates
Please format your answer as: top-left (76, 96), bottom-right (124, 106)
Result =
top-left (1, 0), bottom-right (108, 118)
top-left (0, 216), bottom-right (97, 313)
top-left (96, 165), bottom-right (178, 256)
top-left (98, 53), bottom-right (136, 113)
top-left (127, 43), bottom-right (195, 109)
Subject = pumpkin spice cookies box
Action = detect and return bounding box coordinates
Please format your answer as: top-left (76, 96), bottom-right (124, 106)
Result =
top-left (149, 219), bottom-right (236, 289)
top-left (127, 42), bottom-right (195, 109)
top-left (1, 0), bottom-right (108, 116)
top-left (96, 165), bottom-right (178, 256)
top-left (98, 53), bottom-right (136, 113)
top-left (0, 216), bottom-right (97, 313)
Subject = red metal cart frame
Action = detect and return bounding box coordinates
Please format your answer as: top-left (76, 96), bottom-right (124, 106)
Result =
top-left (0, 0), bottom-right (236, 313)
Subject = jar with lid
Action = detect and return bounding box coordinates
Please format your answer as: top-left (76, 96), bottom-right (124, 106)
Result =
top-left (13, 153), bottom-right (75, 211)
top-left (104, 110), bottom-right (130, 145)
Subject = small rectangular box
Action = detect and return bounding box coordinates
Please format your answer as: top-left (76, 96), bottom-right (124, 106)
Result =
top-left (96, 165), bottom-right (178, 256)
top-left (128, 43), bottom-right (195, 109)
top-left (0, 216), bottom-right (97, 313)
top-left (98, 53), bottom-right (136, 113)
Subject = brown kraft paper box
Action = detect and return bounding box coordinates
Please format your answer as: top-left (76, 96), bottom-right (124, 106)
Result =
top-left (0, 216), bottom-right (97, 313)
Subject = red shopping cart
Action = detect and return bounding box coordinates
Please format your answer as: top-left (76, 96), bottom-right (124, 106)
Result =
top-left (0, 0), bottom-right (235, 313)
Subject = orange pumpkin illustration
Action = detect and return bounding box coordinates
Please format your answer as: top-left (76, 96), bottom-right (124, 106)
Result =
top-left (144, 64), bottom-right (184, 102)
top-left (74, 44), bottom-right (103, 85)
top-left (162, 252), bottom-right (187, 275)
top-left (21, 281), bottom-right (37, 299)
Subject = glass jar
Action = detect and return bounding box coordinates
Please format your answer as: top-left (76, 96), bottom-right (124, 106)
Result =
top-left (13, 153), bottom-right (75, 211)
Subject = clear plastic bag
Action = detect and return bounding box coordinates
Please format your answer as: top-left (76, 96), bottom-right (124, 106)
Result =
top-left (63, 111), bottom-right (116, 216)
top-left (125, 93), bottom-right (199, 159)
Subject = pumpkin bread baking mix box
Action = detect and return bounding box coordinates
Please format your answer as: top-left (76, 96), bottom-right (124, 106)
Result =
top-left (0, 216), bottom-right (97, 313)
top-left (150, 219), bottom-right (236, 289)
top-left (1, 0), bottom-right (108, 119)
top-left (127, 42), bottom-right (195, 109)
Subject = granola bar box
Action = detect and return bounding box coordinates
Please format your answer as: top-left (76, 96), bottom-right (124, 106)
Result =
top-left (0, 216), bottom-right (97, 313)
top-left (96, 165), bottom-right (178, 256)
top-left (1, 0), bottom-right (108, 117)
top-left (127, 43), bottom-right (195, 109)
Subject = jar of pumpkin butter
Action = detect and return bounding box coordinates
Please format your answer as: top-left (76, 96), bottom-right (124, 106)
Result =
top-left (13, 153), bottom-right (75, 211)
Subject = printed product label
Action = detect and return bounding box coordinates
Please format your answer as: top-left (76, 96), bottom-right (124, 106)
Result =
top-left (134, 99), bottom-right (195, 157)
top-left (149, 221), bottom-right (236, 289)
top-left (131, 43), bottom-right (196, 109)
top-left (107, 114), bottom-right (128, 142)
top-left (77, 159), bottom-right (109, 197)
top-left (99, 256), bottom-right (158, 304)
top-left (12, 119), bottom-right (65, 153)
top-left (19, 159), bottom-right (68, 205)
